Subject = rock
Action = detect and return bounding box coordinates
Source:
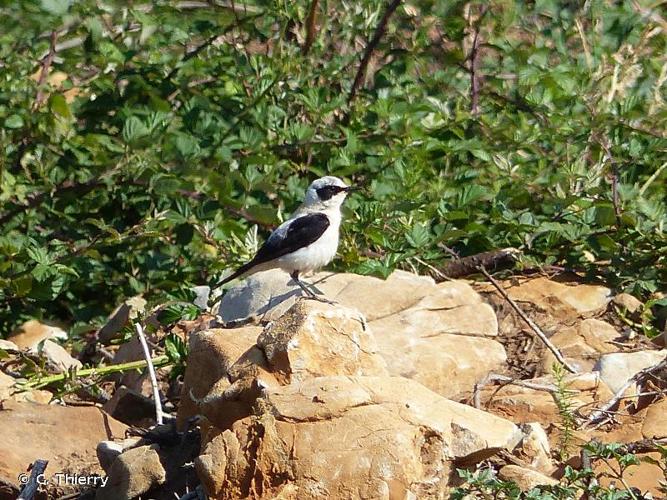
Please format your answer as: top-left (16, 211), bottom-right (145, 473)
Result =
top-left (0, 401), bottom-right (127, 492)
top-left (96, 438), bottom-right (144, 473)
top-left (8, 320), bottom-right (68, 349)
top-left (256, 300), bottom-right (387, 382)
top-left (368, 280), bottom-right (504, 398)
top-left (540, 319), bottom-right (620, 374)
top-left (595, 350), bottom-right (667, 395)
top-left (517, 423), bottom-right (553, 473)
top-left (177, 325), bottom-right (262, 430)
top-left (219, 270), bottom-right (505, 399)
top-left (96, 445), bottom-right (166, 500)
top-left (192, 285), bottom-right (211, 310)
top-left (0, 372), bottom-right (16, 402)
top-left (98, 296), bottom-right (147, 343)
top-left (40, 339), bottom-right (83, 372)
top-left (0, 339), bottom-right (19, 352)
top-left (498, 277), bottom-right (612, 318)
top-left (498, 465), bottom-right (557, 490)
top-left (642, 398), bottom-right (667, 439)
top-left (103, 386), bottom-right (157, 426)
top-left (196, 376), bottom-right (521, 499)
top-left (612, 293), bottom-right (643, 317)
top-left (217, 269), bottom-right (306, 323)
top-left (481, 372), bottom-right (613, 427)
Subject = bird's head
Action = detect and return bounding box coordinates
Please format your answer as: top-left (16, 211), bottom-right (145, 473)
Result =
top-left (303, 176), bottom-right (353, 210)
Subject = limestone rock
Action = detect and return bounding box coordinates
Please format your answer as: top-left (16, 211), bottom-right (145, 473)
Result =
top-left (0, 371), bottom-right (16, 402)
top-left (96, 445), bottom-right (166, 500)
top-left (481, 372), bottom-right (613, 427)
top-left (498, 465), bottom-right (557, 490)
top-left (540, 319), bottom-right (620, 374)
top-left (196, 376), bottom-right (521, 500)
top-left (517, 423), bottom-right (553, 473)
top-left (98, 296), bottom-right (147, 343)
top-left (8, 320), bottom-right (68, 349)
top-left (40, 339), bottom-right (83, 372)
top-left (0, 339), bottom-right (19, 352)
top-left (0, 401), bottom-right (127, 491)
top-left (96, 438), bottom-right (144, 473)
top-left (499, 277), bottom-right (611, 318)
top-left (219, 270), bottom-right (505, 399)
top-left (177, 325), bottom-right (262, 429)
top-left (612, 293), bottom-right (643, 317)
top-left (642, 398), bottom-right (667, 439)
top-left (595, 350), bottom-right (667, 395)
top-left (257, 300), bottom-right (387, 382)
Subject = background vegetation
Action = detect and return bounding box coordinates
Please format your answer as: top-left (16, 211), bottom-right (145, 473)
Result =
top-left (1, 0), bottom-right (665, 336)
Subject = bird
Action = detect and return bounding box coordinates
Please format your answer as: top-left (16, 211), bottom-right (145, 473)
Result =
top-left (216, 176), bottom-right (353, 299)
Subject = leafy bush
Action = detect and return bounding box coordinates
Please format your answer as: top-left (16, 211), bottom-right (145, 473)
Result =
top-left (1, 0), bottom-right (665, 335)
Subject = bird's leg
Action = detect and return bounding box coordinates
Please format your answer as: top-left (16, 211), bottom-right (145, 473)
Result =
top-left (290, 271), bottom-right (335, 304)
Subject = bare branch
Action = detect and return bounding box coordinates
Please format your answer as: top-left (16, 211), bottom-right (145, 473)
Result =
top-left (586, 355), bottom-right (667, 426)
top-left (478, 266), bottom-right (579, 374)
top-left (33, 31), bottom-right (58, 111)
top-left (302, 0), bottom-right (320, 55)
top-left (347, 0), bottom-right (402, 105)
top-left (17, 459), bottom-right (49, 500)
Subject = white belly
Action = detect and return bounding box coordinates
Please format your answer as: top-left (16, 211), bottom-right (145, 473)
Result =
top-left (275, 225), bottom-right (339, 273)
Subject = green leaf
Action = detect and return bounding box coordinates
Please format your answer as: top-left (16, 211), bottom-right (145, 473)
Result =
top-left (5, 115), bottom-right (24, 128)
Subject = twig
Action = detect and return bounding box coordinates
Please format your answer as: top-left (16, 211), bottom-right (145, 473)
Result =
top-left (135, 323), bottom-right (164, 425)
top-left (302, 0), bottom-right (319, 55)
top-left (347, 0), bottom-right (402, 105)
top-left (433, 247), bottom-right (520, 280)
top-left (478, 266), bottom-right (578, 374)
top-left (468, 4), bottom-right (488, 116)
top-left (473, 372), bottom-right (558, 409)
top-left (586, 355), bottom-right (667, 426)
top-left (17, 459), bottom-right (48, 500)
top-left (33, 31), bottom-right (58, 111)
top-left (638, 161), bottom-right (667, 197)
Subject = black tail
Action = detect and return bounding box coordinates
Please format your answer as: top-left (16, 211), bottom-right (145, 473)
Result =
top-left (215, 260), bottom-right (256, 288)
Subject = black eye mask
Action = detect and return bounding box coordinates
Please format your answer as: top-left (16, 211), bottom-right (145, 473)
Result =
top-left (316, 185), bottom-right (348, 201)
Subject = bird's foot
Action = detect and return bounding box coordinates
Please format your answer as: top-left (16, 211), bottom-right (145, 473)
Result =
top-left (299, 294), bottom-right (338, 305)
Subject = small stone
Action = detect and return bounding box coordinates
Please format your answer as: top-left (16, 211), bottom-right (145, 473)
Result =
top-left (595, 350), bottom-right (667, 395)
top-left (498, 465), bottom-right (557, 490)
top-left (642, 398), bottom-right (667, 439)
top-left (98, 296), bottom-right (147, 343)
top-left (518, 423), bottom-right (553, 473)
top-left (39, 339), bottom-right (82, 372)
top-left (613, 293), bottom-right (643, 317)
top-left (96, 445), bottom-right (166, 500)
top-left (8, 320), bottom-right (67, 349)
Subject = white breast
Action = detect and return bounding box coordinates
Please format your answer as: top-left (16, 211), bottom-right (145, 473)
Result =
top-left (276, 212), bottom-right (341, 274)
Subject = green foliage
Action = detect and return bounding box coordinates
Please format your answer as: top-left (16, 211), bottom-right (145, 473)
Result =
top-left (551, 362), bottom-right (578, 461)
top-left (453, 441), bottom-right (664, 499)
top-left (1, 0), bottom-right (665, 335)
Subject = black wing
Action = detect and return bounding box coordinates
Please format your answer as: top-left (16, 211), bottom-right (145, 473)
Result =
top-left (217, 213), bottom-right (330, 286)
top-left (253, 212), bottom-right (330, 265)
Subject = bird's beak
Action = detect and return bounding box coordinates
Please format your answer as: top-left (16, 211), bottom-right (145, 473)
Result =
top-left (343, 186), bottom-right (359, 192)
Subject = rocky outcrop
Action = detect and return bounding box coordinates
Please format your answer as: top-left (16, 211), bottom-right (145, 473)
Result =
top-left (179, 298), bottom-right (522, 499)
top-left (218, 270), bottom-right (506, 398)
top-left (195, 376), bottom-right (521, 499)
top-left (0, 401), bottom-right (127, 496)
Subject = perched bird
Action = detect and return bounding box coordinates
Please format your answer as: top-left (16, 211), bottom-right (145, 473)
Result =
top-left (217, 176), bottom-right (353, 298)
